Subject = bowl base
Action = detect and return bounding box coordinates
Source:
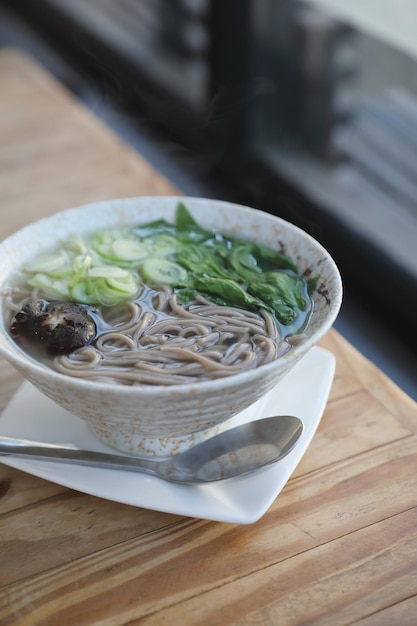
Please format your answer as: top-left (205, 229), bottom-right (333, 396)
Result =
top-left (88, 390), bottom-right (275, 457)
top-left (89, 420), bottom-right (233, 458)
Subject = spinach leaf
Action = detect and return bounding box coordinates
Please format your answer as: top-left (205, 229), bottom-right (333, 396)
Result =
top-left (134, 219), bottom-right (175, 238)
top-left (175, 287), bottom-right (201, 305)
top-left (175, 202), bottom-right (214, 243)
top-left (227, 244), bottom-right (261, 278)
top-left (248, 243), bottom-right (298, 273)
top-left (176, 243), bottom-right (229, 279)
top-left (175, 202), bottom-right (198, 230)
top-left (247, 272), bottom-right (308, 325)
top-left (189, 276), bottom-right (270, 313)
top-left (175, 287), bottom-right (229, 308)
top-left (307, 274), bottom-right (320, 297)
top-left (135, 202), bottom-right (314, 331)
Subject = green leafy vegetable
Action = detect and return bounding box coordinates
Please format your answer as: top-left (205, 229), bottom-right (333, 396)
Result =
top-left (245, 273), bottom-right (308, 325)
top-left (307, 274), bottom-right (320, 297)
top-left (175, 202), bottom-right (198, 230)
top-left (174, 202), bottom-right (214, 243)
top-left (20, 202), bottom-right (317, 330)
top-left (134, 219), bottom-right (175, 239)
top-left (190, 276), bottom-right (269, 313)
top-left (176, 243), bottom-right (229, 279)
top-left (246, 242), bottom-right (298, 273)
top-left (228, 244), bottom-right (261, 277)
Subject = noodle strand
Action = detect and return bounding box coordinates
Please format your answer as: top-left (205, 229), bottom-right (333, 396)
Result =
top-left (6, 286), bottom-right (294, 386)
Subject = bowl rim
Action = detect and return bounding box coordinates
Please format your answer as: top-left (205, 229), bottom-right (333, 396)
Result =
top-left (0, 195), bottom-right (343, 395)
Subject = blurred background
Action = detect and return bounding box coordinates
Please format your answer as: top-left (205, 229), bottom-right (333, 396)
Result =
top-left (0, 0), bottom-right (416, 399)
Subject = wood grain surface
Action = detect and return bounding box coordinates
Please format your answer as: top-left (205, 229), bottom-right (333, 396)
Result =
top-left (0, 48), bottom-right (416, 626)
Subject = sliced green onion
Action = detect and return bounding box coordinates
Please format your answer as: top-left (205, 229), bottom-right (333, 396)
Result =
top-left (70, 279), bottom-right (95, 304)
top-left (66, 235), bottom-right (88, 255)
top-left (93, 279), bottom-right (136, 305)
top-left (142, 258), bottom-right (187, 285)
top-left (105, 276), bottom-right (138, 295)
top-left (148, 234), bottom-right (178, 259)
top-left (111, 239), bottom-right (148, 262)
top-left (88, 266), bottom-right (132, 279)
top-left (28, 273), bottom-right (71, 299)
top-left (71, 254), bottom-right (92, 289)
top-left (93, 242), bottom-right (114, 260)
top-left (25, 251), bottom-right (68, 274)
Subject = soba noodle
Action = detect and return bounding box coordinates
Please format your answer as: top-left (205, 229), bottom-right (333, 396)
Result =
top-left (4, 206), bottom-right (314, 385)
top-left (5, 285), bottom-right (296, 385)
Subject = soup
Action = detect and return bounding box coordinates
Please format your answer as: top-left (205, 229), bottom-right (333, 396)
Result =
top-left (4, 203), bottom-right (316, 385)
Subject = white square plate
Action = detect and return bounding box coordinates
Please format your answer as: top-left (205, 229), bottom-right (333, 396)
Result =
top-left (0, 346), bottom-right (335, 524)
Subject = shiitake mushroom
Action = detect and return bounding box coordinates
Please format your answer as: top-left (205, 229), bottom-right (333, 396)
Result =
top-left (10, 300), bottom-right (96, 354)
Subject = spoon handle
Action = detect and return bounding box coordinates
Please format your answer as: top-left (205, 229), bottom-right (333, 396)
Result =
top-left (0, 437), bottom-right (160, 476)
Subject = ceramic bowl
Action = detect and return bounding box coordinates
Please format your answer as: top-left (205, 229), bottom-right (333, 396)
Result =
top-left (0, 196), bottom-right (342, 456)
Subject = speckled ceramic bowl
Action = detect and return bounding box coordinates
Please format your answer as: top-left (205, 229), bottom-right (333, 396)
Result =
top-left (0, 197), bottom-right (342, 456)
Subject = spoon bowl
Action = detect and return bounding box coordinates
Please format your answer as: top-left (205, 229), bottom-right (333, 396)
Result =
top-left (0, 414), bottom-right (303, 484)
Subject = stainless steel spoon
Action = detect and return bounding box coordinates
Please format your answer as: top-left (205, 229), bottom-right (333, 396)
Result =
top-left (0, 415), bottom-right (303, 484)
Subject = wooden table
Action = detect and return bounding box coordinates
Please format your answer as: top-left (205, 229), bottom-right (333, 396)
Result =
top-left (1, 48), bottom-right (416, 625)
